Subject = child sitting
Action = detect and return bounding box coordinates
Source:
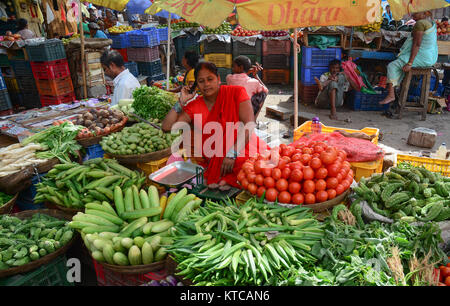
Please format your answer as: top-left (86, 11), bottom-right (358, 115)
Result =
top-left (226, 56), bottom-right (269, 118)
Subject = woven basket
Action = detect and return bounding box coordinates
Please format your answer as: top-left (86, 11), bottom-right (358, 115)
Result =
top-left (0, 193), bottom-right (18, 215)
top-left (45, 202), bottom-right (84, 217)
top-left (0, 209), bottom-right (77, 278)
top-left (106, 147), bottom-right (172, 165)
top-left (97, 258), bottom-right (166, 275)
top-left (76, 117), bottom-right (128, 148)
top-left (165, 256), bottom-right (193, 286)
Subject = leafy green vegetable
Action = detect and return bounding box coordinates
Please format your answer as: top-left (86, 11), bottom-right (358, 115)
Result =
top-left (132, 85), bottom-right (177, 120)
top-left (0, 192), bottom-right (13, 207)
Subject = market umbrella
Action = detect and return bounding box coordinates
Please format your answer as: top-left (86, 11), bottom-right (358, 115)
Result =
top-left (388, 0), bottom-right (449, 20)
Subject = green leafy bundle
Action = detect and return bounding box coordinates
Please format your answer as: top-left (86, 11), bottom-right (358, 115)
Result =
top-left (0, 192), bottom-right (13, 207)
top-left (132, 85), bottom-right (177, 120)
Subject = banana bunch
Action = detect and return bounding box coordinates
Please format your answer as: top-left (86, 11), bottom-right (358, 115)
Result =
top-left (108, 25), bottom-right (133, 34)
top-left (62, 33), bottom-right (80, 45)
top-left (356, 7), bottom-right (382, 33)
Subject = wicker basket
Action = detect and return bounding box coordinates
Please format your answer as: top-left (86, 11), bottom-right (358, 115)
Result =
top-left (106, 147), bottom-right (172, 165)
top-left (98, 259), bottom-right (167, 275)
top-left (44, 202), bottom-right (84, 217)
top-left (0, 193), bottom-right (18, 215)
top-left (75, 116), bottom-right (128, 148)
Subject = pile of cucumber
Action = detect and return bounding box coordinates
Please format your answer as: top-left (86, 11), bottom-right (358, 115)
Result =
top-left (69, 187), bottom-right (202, 266)
top-left (352, 165), bottom-right (450, 223)
top-left (34, 158), bottom-right (146, 209)
top-left (0, 214), bottom-right (74, 270)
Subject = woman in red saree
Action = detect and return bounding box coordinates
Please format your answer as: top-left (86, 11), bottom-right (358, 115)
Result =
top-left (162, 62), bottom-right (270, 188)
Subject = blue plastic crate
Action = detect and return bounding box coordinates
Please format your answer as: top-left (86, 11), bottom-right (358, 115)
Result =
top-left (157, 28), bottom-right (168, 42)
top-left (83, 144), bottom-right (104, 161)
top-left (124, 62), bottom-right (139, 77)
top-left (137, 59), bottom-right (162, 77)
top-left (16, 172), bottom-right (47, 211)
top-left (151, 73), bottom-right (166, 82)
top-left (0, 74), bottom-right (5, 90)
top-left (108, 33), bottom-right (130, 49)
top-left (409, 75), bottom-right (444, 97)
top-left (300, 66), bottom-right (329, 85)
top-left (347, 49), bottom-right (396, 61)
top-left (129, 30), bottom-right (159, 48)
top-left (349, 88), bottom-right (389, 111)
top-left (301, 47), bottom-right (342, 67)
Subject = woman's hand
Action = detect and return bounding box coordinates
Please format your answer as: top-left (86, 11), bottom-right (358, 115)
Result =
top-left (180, 86), bottom-right (196, 106)
top-left (220, 157), bottom-right (235, 177)
top-left (402, 64), bottom-right (412, 73)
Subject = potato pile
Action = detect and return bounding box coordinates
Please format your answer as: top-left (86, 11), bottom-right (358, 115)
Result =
top-left (73, 108), bottom-right (126, 139)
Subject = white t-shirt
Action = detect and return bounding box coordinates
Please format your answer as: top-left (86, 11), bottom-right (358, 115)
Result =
top-left (112, 69), bottom-right (140, 106)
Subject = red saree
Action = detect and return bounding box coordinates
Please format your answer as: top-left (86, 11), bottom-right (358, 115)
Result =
top-left (183, 85), bottom-right (270, 187)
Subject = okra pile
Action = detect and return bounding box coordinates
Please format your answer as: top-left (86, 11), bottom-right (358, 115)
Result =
top-left (0, 214), bottom-right (74, 269)
top-left (34, 158), bottom-right (146, 209)
top-left (352, 165), bottom-right (450, 223)
top-left (166, 198), bottom-right (324, 286)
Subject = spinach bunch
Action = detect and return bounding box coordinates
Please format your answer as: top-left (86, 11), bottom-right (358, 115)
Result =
top-left (132, 85), bottom-right (177, 120)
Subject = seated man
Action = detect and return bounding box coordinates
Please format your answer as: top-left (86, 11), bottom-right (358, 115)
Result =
top-left (88, 22), bottom-right (108, 39)
top-left (314, 59), bottom-right (357, 120)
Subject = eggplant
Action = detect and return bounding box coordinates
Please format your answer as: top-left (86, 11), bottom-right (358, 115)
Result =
top-left (159, 280), bottom-right (170, 286)
top-left (177, 282), bottom-right (184, 286)
top-left (166, 275), bottom-right (178, 286)
top-left (148, 280), bottom-right (161, 286)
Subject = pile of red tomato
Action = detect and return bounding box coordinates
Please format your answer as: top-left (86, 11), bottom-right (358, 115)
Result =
top-left (436, 261), bottom-right (450, 286)
top-left (231, 25), bottom-right (260, 37)
top-left (237, 141), bottom-right (354, 205)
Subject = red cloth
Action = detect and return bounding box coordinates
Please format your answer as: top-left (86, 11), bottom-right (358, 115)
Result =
top-left (183, 85), bottom-right (270, 187)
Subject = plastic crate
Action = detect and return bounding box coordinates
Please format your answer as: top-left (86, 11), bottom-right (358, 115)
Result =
top-left (83, 144), bottom-right (105, 161)
top-left (262, 40), bottom-right (291, 55)
top-left (7, 48), bottom-right (28, 61)
top-left (137, 59), bottom-right (162, 76)
top-left (30, 59), bottom-right (70, 80)
top-left (262, 54), bottom-right (289, 69)
top-left (262, 69), bottom-right (290, 85)
top-left (396, 154), bottom-right (450, 177)
top-left (347, 50), bottom-right (396, 61)
top-left (0, 74), bottom-right (5, 90)
top-left (127, 46), bottom-right (159, 63)
top-left (25, 39), bottom-right (66, 62)
top-left (93, 259), bottom-right (168, 286)
top-left (151, 73), bottom-right (166, 82)
top-left (17, 172), bottom-right (47, 206)
top-left (16, 76), bottom-right (39, 94)
top-left (137, 156), bottom-right (169, 192)
top-left (124, 62), bottom-right (138, 77)
top-left (301, 46), bottom-right (342, 67)
top-left (217, 67), bottom-right (232, 84)
top-left (4, 77), bottom-right (19, 92)
top-left (158, 27), bottom-right (168, 42)
top-left (232, 40), bottom-right (262, 57)
top-left (349, 88), bottom-right (390, 111)
top-left (183, 33), bottom-right (201, 48)
top-left (109, 33), bottom-right (130, 49)
top-left (0, 54), bottom-right (9, 67)
top-left (35, 76), bottom-right (74, 96)
top-left (235, 190), bottom-right (252, 206)
top-left (201, 40), bottom-right (232, 54)
top-left (350, 158), bottom-right (383, 182)
top-left (299, 82), bottom-right (319, 104)
top-left (129, 30), bottom-right (160, 48)
top-left (300, 66), bottom-right (329, 85)
top-left (203, 53), bottom-right (232, 68)
top-left (112, 48), bottom-right (128, 62)
top-left (21, 93), bottom-right (41, 109)
top-left (293, 120), bottom-right (380, 145)
top-left (0, 89), bottom-right (12, 111)
top-left (9, 60), bottom-right (33, 76)
top-left (237, 54), bottom-right (262, 66)
top-left (0, 256), bottom-right (73, 286)
top-left (40, 92), bottom-right (75, 106)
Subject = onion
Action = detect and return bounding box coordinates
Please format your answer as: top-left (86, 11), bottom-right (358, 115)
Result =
top-left (166, 275), bottom-right (178, 286)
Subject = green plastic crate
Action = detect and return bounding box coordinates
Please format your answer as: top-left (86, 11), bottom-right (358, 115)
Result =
top-left (0, 54), bottom-right (10, 67)
top-left (0, 256), bottom-right (74, 286)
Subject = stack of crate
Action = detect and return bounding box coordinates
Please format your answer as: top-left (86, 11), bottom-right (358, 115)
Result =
top-left (129, 28), bottom-right (165, 82)
top-left (299, 46), bottom-right (342, 104)
top-left (200, 39), bottom-right (232, 84)
top-left (26, 39), bottom-right (74, 107)
top-left (174, 33), bottom-right (201, 66)
top-left (232, 39), bottom-right (262, 77)
top-left (261, 40), bottom-right (291, 85)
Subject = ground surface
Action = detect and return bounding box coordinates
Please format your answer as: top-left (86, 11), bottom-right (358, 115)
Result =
top-left (259, 85), bottom-right (450, 154)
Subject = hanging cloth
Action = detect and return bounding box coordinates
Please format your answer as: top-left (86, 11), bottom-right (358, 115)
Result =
top-left (46, 3), bottom-right (55, 24)
top-left (37, 4), bottom-right (44, 24)
top-left (60, 2), bottom-right (66, 22)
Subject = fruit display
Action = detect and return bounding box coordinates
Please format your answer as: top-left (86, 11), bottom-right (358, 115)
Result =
top-left (261, 30), bottom-right (289, 37)
top-left (202, 22), bottom-right (232, 35)
top-left (290, 31), bottom-right (303, 40)
top-left (100, 122), bottom-right (180, 155)
top-left (156, 24), bottom-right (168, 29)
top-left (62, 33), bottom-right (80, 45)
top-left (171, 20), bottom-right (201, 30)
top-left (69, 187), bottom-right (202, 266)
top-left (355, 21), bottom-right (382, 34)
top-left (0, 32), bottom-right (21, 42)
top-left (34, 158), bottom-right (146, 209)
top-left (0, 213), bottom-right (74, 269)
top-left (231, 25), bottom-right (260, 37)
top-left (237, 142), bottom-right (354, 205)
top-left (108, 25), bottom-right (133, 34)
top-left (437, 20), bottom-right (449, 39)
top-left (352, 164), bottom-right (450, 223)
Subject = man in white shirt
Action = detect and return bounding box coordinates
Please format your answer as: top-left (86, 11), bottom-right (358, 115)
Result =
top-left (100, 50), bottom-right (140, 106)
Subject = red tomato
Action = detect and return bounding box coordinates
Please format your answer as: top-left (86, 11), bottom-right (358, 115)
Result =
top-left (303, 167), bottom-right (314, 180)
top-left (300, 154), bottom-right (312, 165)
top-left (336, 184), bottom-right (345, 195)
top-left (294, 149), bottom-right (303, 155)
top-left (315, 179), bottom-right (327, 191)
top-left (445, 276), bottom-right (450, 286)
top-left (278, 159), bottom-right (288, 170)
top-left (289, 161), bottom-right (303, 170)
top-left (315, 167), bottom-right (328, 179)
top-left (327, 189), bottom-right (337, 200)
top-left (326, 177), bottom-right (339, 189)
top-left (280, 144), bottom-right (287, 152)
top-left (237, 170), bottom-right (246, 182)
top-left (341, 179), bottom-right (351, 190)
top-left (281, 156), bottom-right (291, 164)
top-left (302, 147), bottom-right (313, 155)
top-left (278, 191), bottom-right (292, 204)
top-left (254, 160), bottom-right (263, 174)
top-left (294, 143), bottom-right (305, 150)
top-left (290, 169), bottom-right (304, 182)
top-left (263, 176), bottom-right (275, 189)
top-left (242, 162), bottom-right (254, 173)
top-left (348, 169), bottom-right (354, 179)
top-left (338, 150), bottom-right (347, 160)
top-left (255, 174), bottom-right (264, 186)
top-left (288, 182), bottom-right (301, 194)
top-left (292, 193), bottom-right (304, 205)
top-left (265, 188), bottom-right (278, 202)
top-left (316, 190), bottom-right (328, 203)
top-left (336, 173), bottom-right (344, 183)
top-left (282, 146), bottom-right (295, 157)
top-left (303, 180), bottom-right (315, 194)
top-left (312, 153), bottom-right (321, 159)
top-left (340, 168), bottom-right (348, 178)
top-left (314, 145), bottom-right (325, 154)
top-left (276, 179), bottom-right (288, 192)
top-left (320, 148), bottom-right (337, 165)
top-left (248, 183), bottom-right (257, 195)
top-left (291, 153), bottom-right (302, 162)
top-left (305, 193), bottom-right (316, 204)
top-left (271, 168), bottom-right (282, 180)
top-left (343, 161), bottom-right (351, 168)
top-left (327, 163), bottom-right (340, 177)
top-left (441, 266), bottom-right (450, 278)
top-left (247, 173), bottom-right (256, 183)
top-left (241, 178), bottom-right (249, 189)
top-left (262, 167), bottom-right (272, 177)
top-left (281, 168), bottom-right (291, 180)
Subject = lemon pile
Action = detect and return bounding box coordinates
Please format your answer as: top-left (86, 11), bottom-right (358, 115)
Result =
top-left (108, 25), bottom-right (133, 34)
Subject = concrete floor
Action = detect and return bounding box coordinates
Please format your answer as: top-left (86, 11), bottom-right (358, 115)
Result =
top-left (258, 85), bottom-right (450, 154)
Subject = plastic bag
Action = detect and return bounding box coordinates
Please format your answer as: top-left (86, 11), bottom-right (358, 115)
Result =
top-left (342, 60), bottom-right (366, 91)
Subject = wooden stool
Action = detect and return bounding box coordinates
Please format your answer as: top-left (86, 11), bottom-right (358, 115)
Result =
top-left (397, 67), bottom-right (438, 121)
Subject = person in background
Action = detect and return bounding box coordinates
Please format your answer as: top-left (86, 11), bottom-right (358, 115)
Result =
top-left (226, 56), bottom-right (268, 118)
top-left (379, 11), bottom-right (438, 105)
top-left (16, 18), bottom-right (36, 40)
top-left (88, 22), bottom-right (108, 39)
top-left (383, 5), bottom-right (393, 23)
top-left (104, 9), bottom-right (118, 30)
top-left (314, 59), bottom-right (358, 120)
top-left (170, 51), bottom-right (199, 93)
top-left (79, 14), bottom-right (91, 37)
top-left (88, 8), bottom-right (98, 23)
top-left (125, 9), bottom-right (145, 28)
top-left (100, 50), bottom-right (140, 106)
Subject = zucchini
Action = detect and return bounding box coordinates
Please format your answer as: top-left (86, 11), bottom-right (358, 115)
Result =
top-left (85, 209), bottom-right (124, 226)
top-left (139, 190), bottom-right (151, 209)
top-left (118, 217), bottom-right (148, 238)
top-left (163, 188), bottom-right (188, 220)
top-left (120, 207), bottom-right (162, 221)
top-left (124, 188), bottom-right (134, 212)
top-left (113, 252), bottom-right (129, 266)
top-left (132, 186), bottom-right (142, 210)
top-left (128, 245), bottom-right (142, 265)
top-left (141, 242), bottom-right (153, 265)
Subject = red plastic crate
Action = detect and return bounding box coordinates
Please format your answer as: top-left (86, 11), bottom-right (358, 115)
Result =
top-left (40, 92), bottom-right (75, 106)
top-left (31, 59), bottom-right (70, 80)
top-left (262, 40), bottom-right (291, 56)
top-left (299, 82), bottom-right (319, 104)
top-left (113, 48), bottom-right (128, 62)
top-left (262, 69), bottom-right (290, 84)
top-left (35, 76), bottom-right (74, 96)
top-left (93, 259), bottom-right (168, 286)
